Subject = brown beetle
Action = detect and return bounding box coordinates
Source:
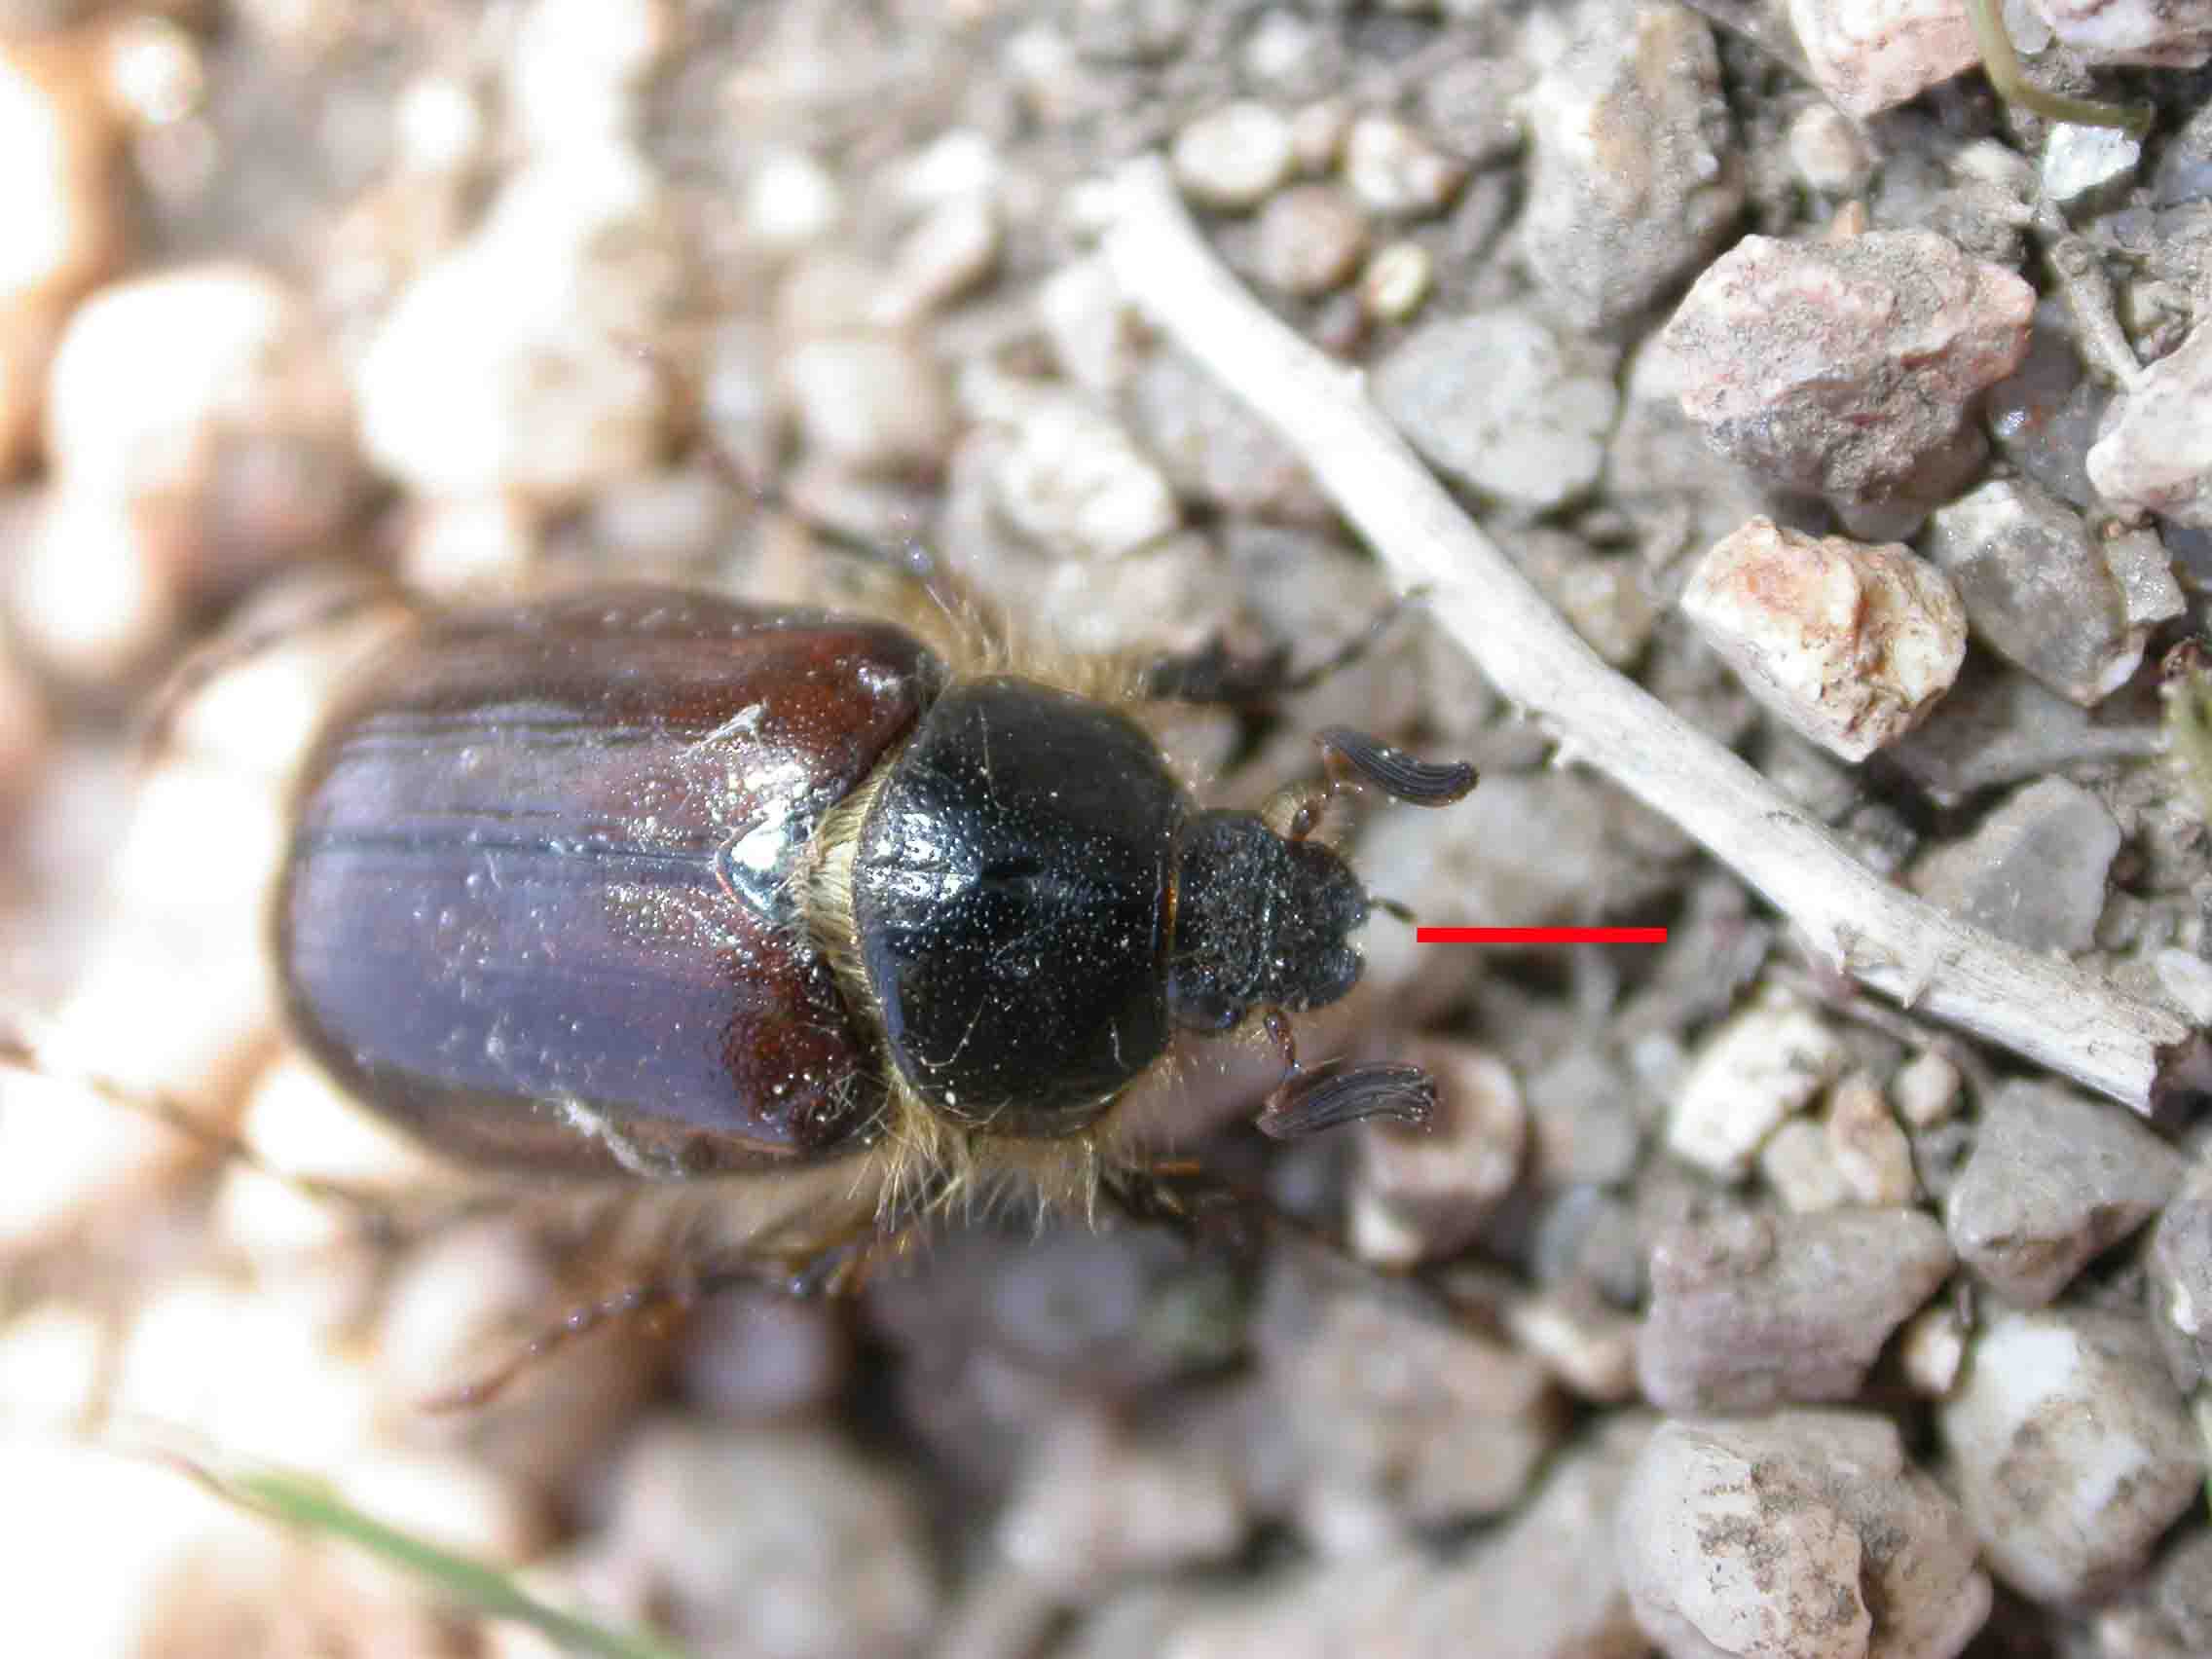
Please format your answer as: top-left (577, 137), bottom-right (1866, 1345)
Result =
top-left (271, 571), bottom-right (1473, 1280)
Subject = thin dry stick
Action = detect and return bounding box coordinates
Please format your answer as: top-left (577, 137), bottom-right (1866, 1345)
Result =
top-left (1099, 156), bottom-right (2208, 1115)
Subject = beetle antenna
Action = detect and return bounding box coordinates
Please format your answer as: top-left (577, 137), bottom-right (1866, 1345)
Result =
top-left (1250, 1008), bottom-right (1435, 1140)
top-left (1366, 894), bottom-right (1417, 925)
top-left (1269, 729), bottom-right (1478, 842)
top-left (1258, 1063), bottom-right (1436, 1138)
top-left (1315, 729), bottom-right (1478, 807)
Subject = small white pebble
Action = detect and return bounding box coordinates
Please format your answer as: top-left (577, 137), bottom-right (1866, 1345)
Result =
top-left (1290, 96), bottom-right (1351, 173)
top-left (115, 1276), bottom-right (378, 1465)
top-left (2088, 317), bottom-right (2212, 528)
top-left (1342, 114), bottom-right (1464, 218)
top-left (401, 493), bottom-right (541, 599)
top-left (1759, 1116), bottom-right (1852, 1212)
top-left (889, 128), bottom-right (1001, 207)
top-left (1941, 1308), bottom-right (2205, 1602)
top-left (998, 1413), bottom-right (1248, 1591)
top-left (44, 262), bottom-right (358, 593)
top-left (783, 333), bottom-right (957, 474)
top-left (743, 147), bottom-right (843, 249)
top-left (10, 489), bottom-right (179, 683)
top-left (507, 0), bottom-right (670, 150)
top-left (103, 15), bottom-right (203, 129)
top-left (1621, 1413), bottom-right (1989, 1658)
top-left (1359, 240), bottom-right (1432, 321)
top-left (1245, 13), bottom-right (1326, 89)
top-left (1826, 1069), bottom-right (1918, 1206)
top-left (1252, 184), bottom-right (1368, 298)
top-left (1899, 1303), bottom-right (1967, 1396)
top-left (1371, 308), bottom-right (1616, 511)
top-left (986, 389), bottom-right (1180, 560)
top-left (355, 153), bottom-right (678, 504)
top-left (1787, 102), bottom-right (1873, 196)
top-left (870, 193), bottom-right (1000, 327)
top-left (394, 75), bottom-right (485, 174)
top-left (0, 1302), bottom-right (104, 1429)
top-left (1669, 988), bottom-right (1847, 1179)
top-left (1171, 100), bottom-right (1296, 211)
top-left (2034, 0), bottom-right (2212, 66)
top-left (2043, 121), bottom-right (2141, 204)
top-left (1892, 1049), bottom-right (1962, 1128)
top-left (1037, 255), bottom-right (1141, 393)
top-left (1502, 1289), bottom-right (1640, 1402)
top-left (2156, 947), bottom-right (2212, 1024)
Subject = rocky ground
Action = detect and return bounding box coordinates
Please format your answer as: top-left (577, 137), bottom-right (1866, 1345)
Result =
top-left (2, 1), bottom-right (2211, 1655)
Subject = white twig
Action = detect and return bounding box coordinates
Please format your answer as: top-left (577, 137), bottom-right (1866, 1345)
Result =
top-left (1099, 156), bottom-right (2207, 1115)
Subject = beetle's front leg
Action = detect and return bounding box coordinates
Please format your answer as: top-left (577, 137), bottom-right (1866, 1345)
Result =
top-left (1140, 589), bottom-right (1422, 708)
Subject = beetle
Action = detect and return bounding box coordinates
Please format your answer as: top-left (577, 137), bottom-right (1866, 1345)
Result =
top-left (270, 565), bottom-right (1474, 1286)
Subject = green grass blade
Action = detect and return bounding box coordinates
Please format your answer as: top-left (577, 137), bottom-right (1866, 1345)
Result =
top-left (166, 1456), bottom-right (692, 1659)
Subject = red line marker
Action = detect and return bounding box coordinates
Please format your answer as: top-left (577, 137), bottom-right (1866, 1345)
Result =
top-left (1417, 927), bottom-right (1669, 945)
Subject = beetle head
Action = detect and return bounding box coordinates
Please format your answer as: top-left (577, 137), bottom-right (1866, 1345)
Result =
top-left (1165, 810), bottom-right (1369, 1033)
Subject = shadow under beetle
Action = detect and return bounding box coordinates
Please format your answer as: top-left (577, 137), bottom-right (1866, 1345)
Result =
top-left (272, 552), bottom-right (1475, 1279)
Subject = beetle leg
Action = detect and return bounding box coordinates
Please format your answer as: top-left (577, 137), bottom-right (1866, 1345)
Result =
top-left (1098, 1157), bottom-right (1251, 1250)
top-left (0, 1028), bottom-right (415, 1246)
top-left (414, 1224), bottom-right (918, 1413)
top-left (755, 484), bottom-right (991, 639)
top-left (417, 1272), bottom-right (698, 1414)
top-left (682, 413), bottom-right (997, 645)
top-left (1141, 588), bottom-right (1423, 708)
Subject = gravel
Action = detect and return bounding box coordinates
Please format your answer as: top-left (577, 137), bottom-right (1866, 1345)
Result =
top-left (1679, 518), bottom-right (1967, 762)
top-left (1637, 1206), bottom-right (1955, 1413)
top-left (1664, 229), bottom-right (2034, 512)
top-left (1924, 474), bottom-right (2160, 703)
top-left (1909, 774), bottom-right (2126, 952)
top-left (1619, 1410), bottom-right (1990, 1659)
top-left (1518, 1), bottom-right (1743, 331)
top-left (1943, 1078), bottom-right (2184, 1305)
top-left (1371, 308), bottom-right (1618, 512)
top-left (1940, 1306), bottom-right (2206, 1604)
top-left (2091, 314), bottom-right (2212, 526)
